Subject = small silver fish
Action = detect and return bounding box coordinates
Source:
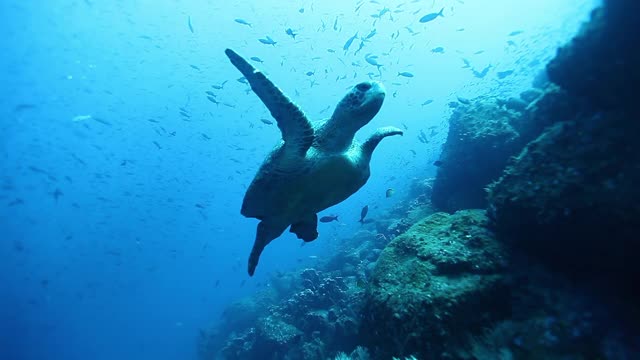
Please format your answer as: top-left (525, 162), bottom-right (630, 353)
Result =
top-left (234, 18), bottom-right (252, 27)
top-left (258, 36), bottom-right (277, 46)
top-left (343, 32), bottom-right (358, 52)
top-left (398, 71), bottom-right (414, 78)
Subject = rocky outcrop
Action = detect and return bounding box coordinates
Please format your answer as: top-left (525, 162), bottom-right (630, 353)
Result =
top-left (487, 0), bottom-right (640, 298)
top-left (362, 210), bottom-right (511, 359)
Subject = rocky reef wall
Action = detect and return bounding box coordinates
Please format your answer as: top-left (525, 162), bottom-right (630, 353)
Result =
top-left (488, 0), bottom-right (640, 298)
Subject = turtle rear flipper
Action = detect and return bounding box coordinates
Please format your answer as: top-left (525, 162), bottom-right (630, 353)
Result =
top-left (289, 213), bottom-right (319, 242)
top-left (225, 49), bottom-right (314, 157)
top-left (248, 221), bottom-right (288, 276)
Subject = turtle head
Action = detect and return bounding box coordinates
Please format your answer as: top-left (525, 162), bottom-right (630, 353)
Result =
top-left (331, 81), bottom-right (386, 129)
top-left (317, 81), bottom-right (386, 152)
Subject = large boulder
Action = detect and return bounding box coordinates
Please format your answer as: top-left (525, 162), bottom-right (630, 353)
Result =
top-left (362, 210), bottom-right (510, 359)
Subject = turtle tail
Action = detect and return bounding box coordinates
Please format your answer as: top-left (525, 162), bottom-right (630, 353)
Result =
top-left (361, 126), bottom-right (403, 161)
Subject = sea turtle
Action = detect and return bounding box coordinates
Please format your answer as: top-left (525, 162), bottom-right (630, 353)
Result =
top-left (224, 49), bottom-right (403, 276)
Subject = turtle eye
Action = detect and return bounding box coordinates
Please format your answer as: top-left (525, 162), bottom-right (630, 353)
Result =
top-left (356, 82), bottom-right (371, 92)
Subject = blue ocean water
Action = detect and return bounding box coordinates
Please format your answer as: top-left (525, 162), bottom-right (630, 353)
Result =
top-left (0, 1), bottom-right (601, 359)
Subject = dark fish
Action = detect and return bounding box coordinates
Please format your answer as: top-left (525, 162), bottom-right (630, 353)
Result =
top-left (365, 29), bottom-right (377, 40)
top-left (343, 32), bottom-right (358, 52)
top-left (359, 205), bottom-right (369, 223)
top-left (497, 70), bottom-right (514, 79)
top-left (234, 18), bottom-right (252, 27)
top-left (93, 117), bottom-right (112, 126)
top-left (152, 141), bottom-right (162, 149)
top-left (419, 8), bottom-right (444, 23)
top-left (386, 188), bottom-right (395, 198)
top-left (509, 30), bottom-right (524, 36)
top-left (472, 64), bottom-right (492, 78)
top-left (285, 28), bottom-right (297, 39)
top-left (190, 64), bottom-right (201, 70)
top-left (13, 104), bottom-right (37, 112)
top-left (8, 198), bottom-right (24, 206)
top-left (188, 16), bottom-right (194, 33)
top-left (214, 280), bottom-right (220, 287)
top-left (319, 215), bottom-right (339, 223)
top-left (52, 188), bottom-right (63, 201)
top-left (305, 71), bottom-right (314, 76)
top-left (28, 166), bottom-right (48, 175)
top-left (431, 46), bottom-right (444, 54)
top-left (211, 80), bottom-right (228, 89)
top-left (250, 56), bottom-right (263, 63)
top-left (457, 96), bottom-right (471, 105)
top-left (433, 160), bottom-right (444, 167)
top-left (421, 99), bottom-right (434, 106)
top-left (258, 36), bottom-right (277, 46)
top-left (260, 118), bottom-right (274, 125)
top-left (398, 71), bottom-right (414, 78)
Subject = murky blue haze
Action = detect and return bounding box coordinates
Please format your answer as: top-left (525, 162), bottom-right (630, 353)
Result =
top-left (0, 1), bottom-right (599, 359)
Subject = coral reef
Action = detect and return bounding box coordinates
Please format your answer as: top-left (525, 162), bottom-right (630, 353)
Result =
top-left (361, 210), bottom-right (511, 359)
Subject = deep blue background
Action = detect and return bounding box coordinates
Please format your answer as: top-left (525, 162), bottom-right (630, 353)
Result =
top-left (0, 1), bottom-right (598, 359)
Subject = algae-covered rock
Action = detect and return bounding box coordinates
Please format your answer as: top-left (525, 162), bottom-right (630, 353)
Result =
top-left (431, 99), bottom-right (523, 212)
top-left (431, 85), bottom-right (588, 214)
top-left (362, 210), bottom-right (510, 359)
top-left (487, 111), bottom-right (640, 293)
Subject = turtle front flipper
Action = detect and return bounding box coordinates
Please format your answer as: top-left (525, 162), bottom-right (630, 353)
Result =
top-left (361, 126), bottom-right (403, 161)
top-left (248, 221), bottom-right (288, 276)
top-left (225, 49), bottom-right (314, 157)
top-left (289, 213), bottom-right (319, 242)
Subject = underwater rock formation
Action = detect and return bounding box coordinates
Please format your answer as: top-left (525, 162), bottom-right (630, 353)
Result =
top-left (429, 84), bottom-right (578, 213)
top-left (488, 0), bottom-right (640, 299)
top-left (547, 0), bottom-right (640, 112)
top-left (487, 108), bottom-right (640, 294)
top-left (200, 265), bottom-right (370, 360)
top-left (431, 99), bottom-right (523, 212)
top-left (362, 210), bottom-right (511, 359)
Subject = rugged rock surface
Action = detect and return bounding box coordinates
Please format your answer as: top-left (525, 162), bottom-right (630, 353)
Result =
top-left (431, 99), bottom-right (523, 212)
top-left (488, 0), bottom-right (640, 299)
top-left (547, 0), bottom-right (640, 112)
top-left (362, 210), bottom-right (511, 359)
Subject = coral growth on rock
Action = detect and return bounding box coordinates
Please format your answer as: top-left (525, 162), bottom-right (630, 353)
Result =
top-left (361, 210), bottom-right (511, 359)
